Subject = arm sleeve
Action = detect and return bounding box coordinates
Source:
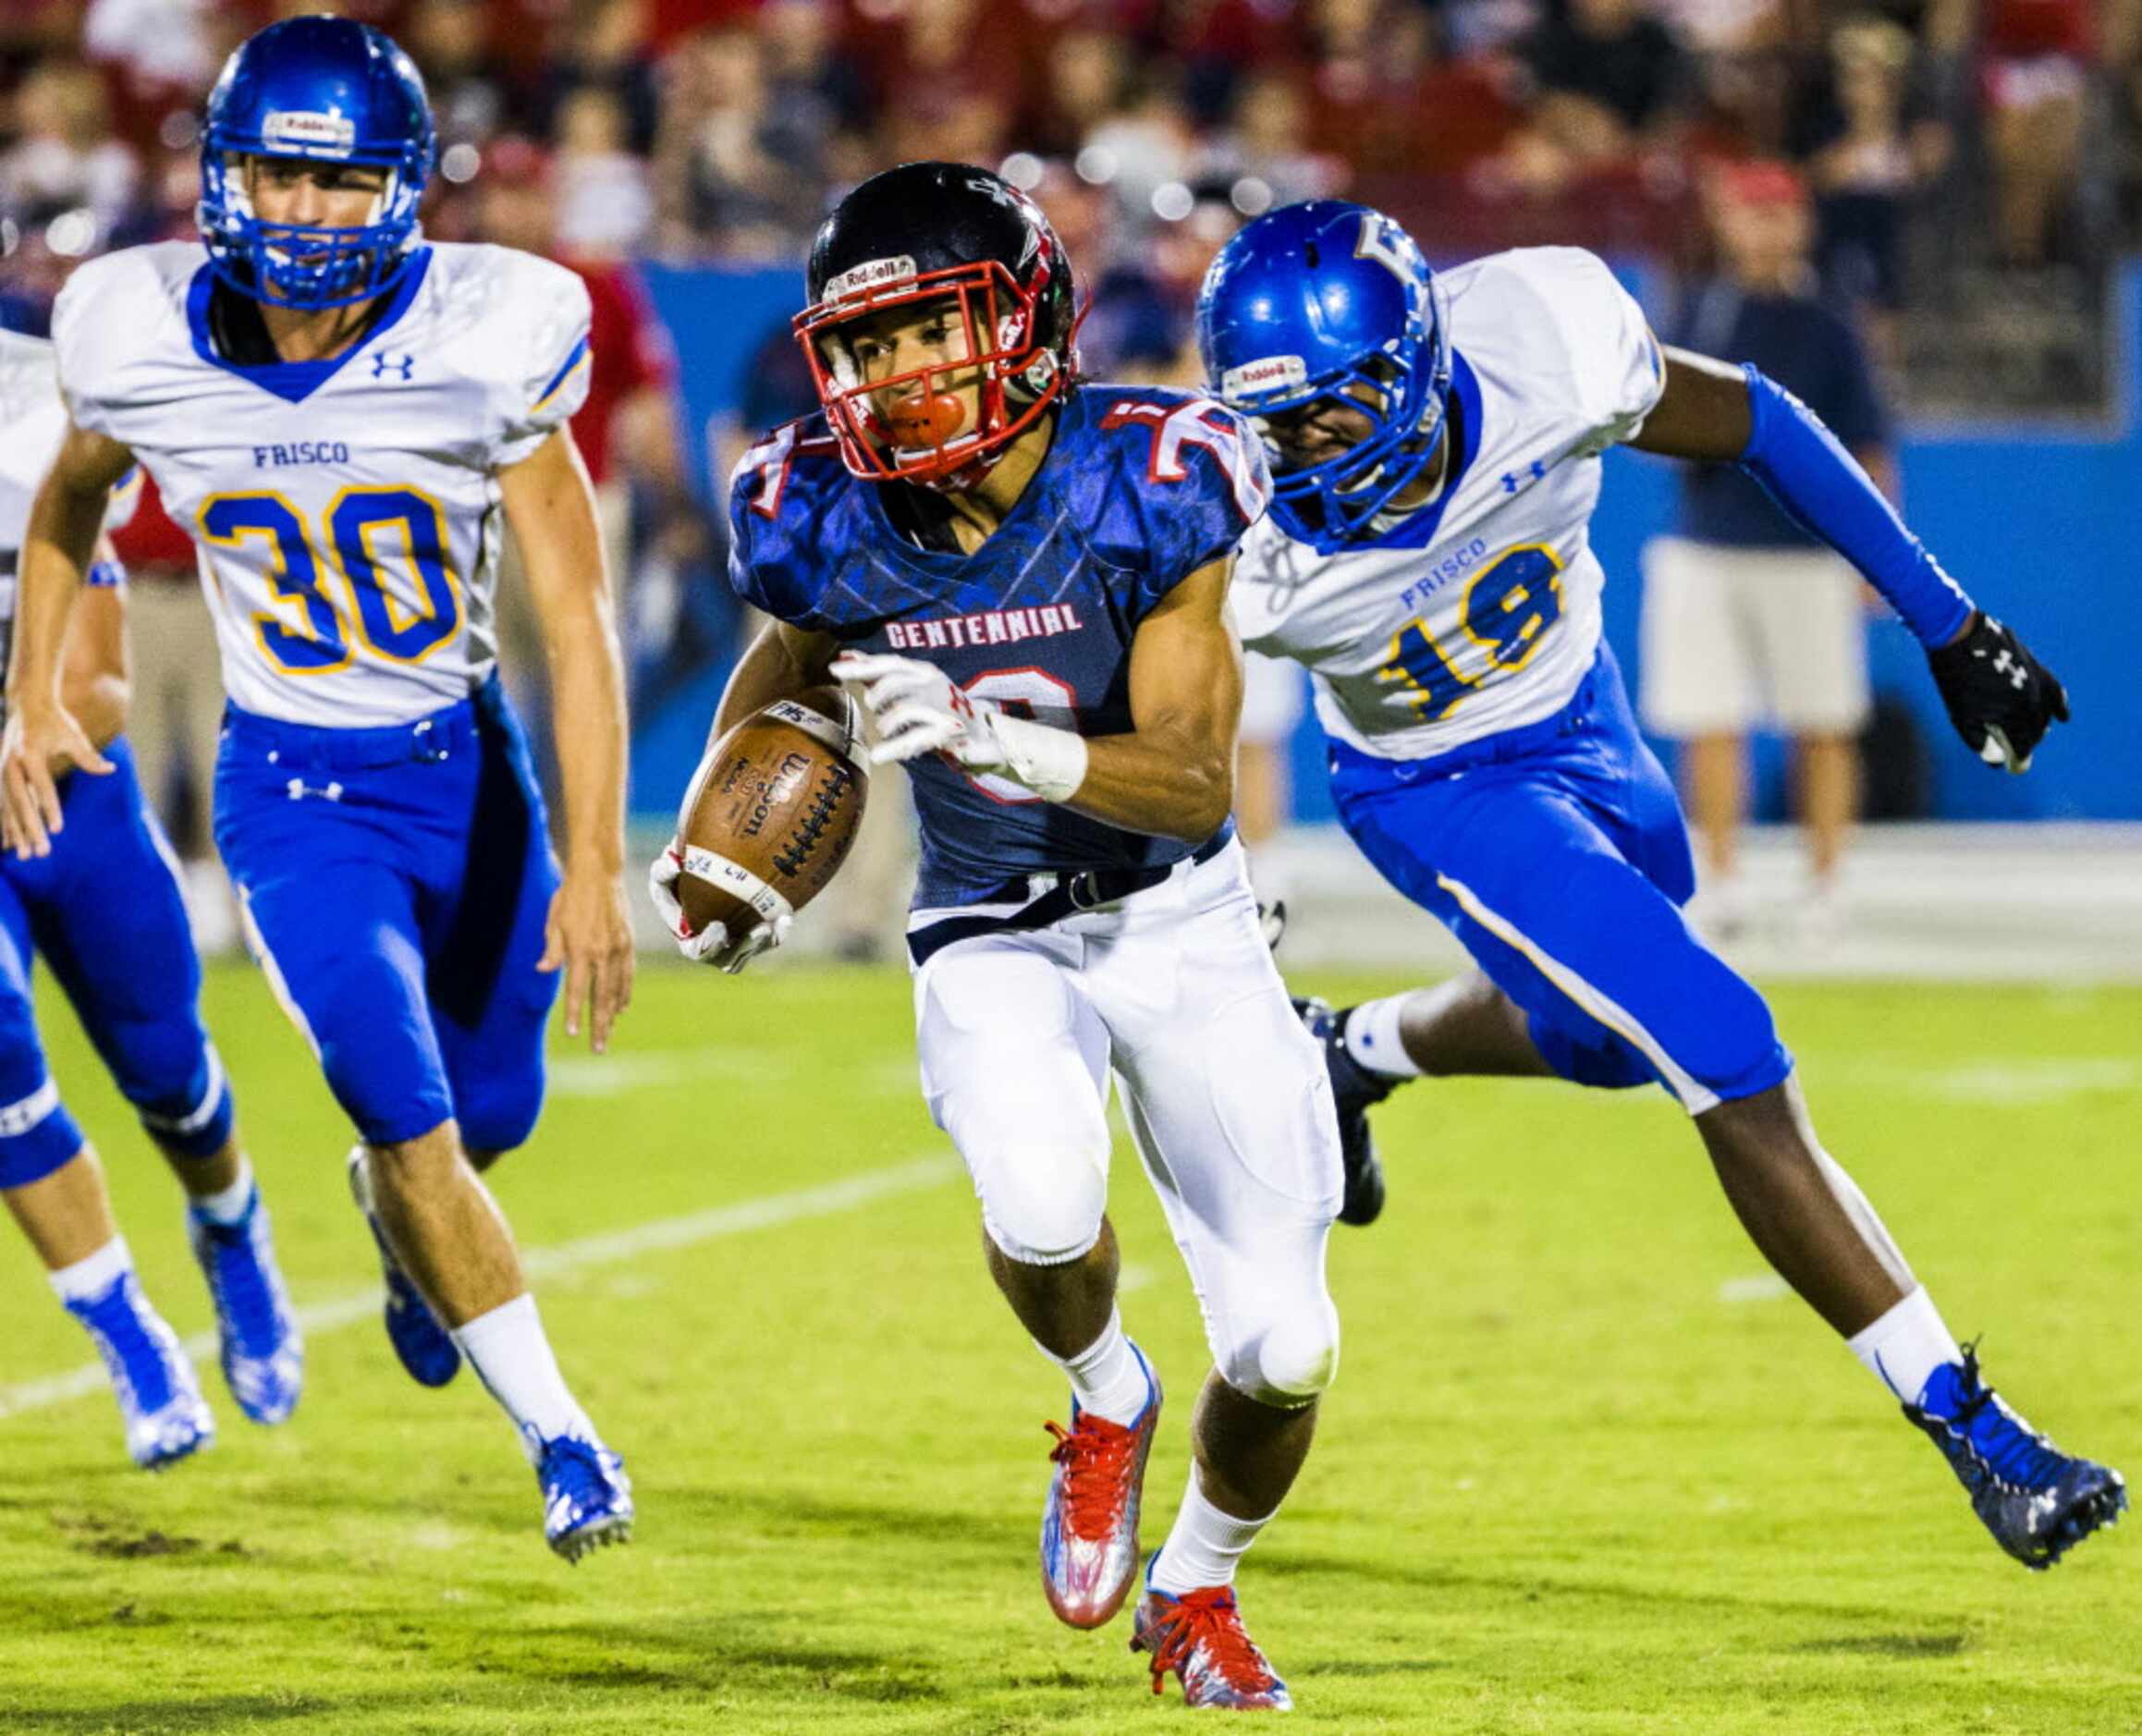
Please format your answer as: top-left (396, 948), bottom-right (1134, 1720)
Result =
top-left (1736, 364), bottom-right (1971, 645)
top-left (494, 261), bottom-right (595, 468)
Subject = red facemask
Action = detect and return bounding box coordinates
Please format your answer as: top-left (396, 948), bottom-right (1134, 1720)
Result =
top-left (793, 256), bottom-right (1072, 492)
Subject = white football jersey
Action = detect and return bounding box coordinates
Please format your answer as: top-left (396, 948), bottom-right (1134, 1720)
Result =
top-left (0, 330), bottom-right (69, 568)
top-left (0, 330), bottom-right (137, 660)
top-left (1230, 247), bottom-right (1664, 761)
top-left (51, 240), bottom-right (593, 727)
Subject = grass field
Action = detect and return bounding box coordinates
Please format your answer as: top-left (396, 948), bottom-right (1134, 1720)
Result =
top-left (2, 960), bottom-right (2137, 1734)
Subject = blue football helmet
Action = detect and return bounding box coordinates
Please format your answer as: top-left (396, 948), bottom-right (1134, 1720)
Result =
top-left (1196, 201), bottom-right (1451, 550)
top-left (198, 17), bottom-right (435, 312)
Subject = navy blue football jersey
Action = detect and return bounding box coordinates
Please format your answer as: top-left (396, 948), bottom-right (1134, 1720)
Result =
top-left (728, 384), bottom-right (1271, 908)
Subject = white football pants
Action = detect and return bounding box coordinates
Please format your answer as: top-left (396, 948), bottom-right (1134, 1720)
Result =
top-left (912, 840), bottom-right (1343, 1407)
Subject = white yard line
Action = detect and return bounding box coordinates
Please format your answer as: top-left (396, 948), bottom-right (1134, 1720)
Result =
top-left (0, 1154), bottom-right (958, 1420)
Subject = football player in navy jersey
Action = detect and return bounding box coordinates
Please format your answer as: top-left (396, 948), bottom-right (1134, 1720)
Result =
top-left (653, 163), bottom-right (1336, 1709)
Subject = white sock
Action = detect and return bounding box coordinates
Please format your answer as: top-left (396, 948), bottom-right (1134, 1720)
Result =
top-left (1848, 1286), bottom-right (1962, 1406)
top-left (188, 1159), bottom-right (255, 1227)
top-left (1343, 996), bottom-right (1424, 1080)
top-left (450, 1293), bottom-right (594, 1460)
top-left (1045, 1308), bottom-right (1151, 1427)
top-left (49, 1235), bottom-right (133, 1305)
top-left (1149, 1470), bottom-right (1276, 1595)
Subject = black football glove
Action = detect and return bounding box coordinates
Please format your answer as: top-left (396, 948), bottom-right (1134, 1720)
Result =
top-left (1926, 613), bottom-right (2070, 774)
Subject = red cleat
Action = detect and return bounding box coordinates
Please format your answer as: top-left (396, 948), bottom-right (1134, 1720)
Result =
top-left (1131, 1581), bottom-right (1293, 1710)
top-left (1038, 1350), bottom-right (1160, 1629)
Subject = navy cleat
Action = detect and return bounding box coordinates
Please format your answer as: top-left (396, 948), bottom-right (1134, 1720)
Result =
top-left (346, 1148), bottom-right (460, 1388)
top-left (1905, 1346), bottom-right (2127, 1570)
top-left (534, 1430), bottom-right (634, 1562)
top-left (189, 1190), bottom-right (303, 1424)
top-left (1292, 996), bottom-right (1389, 1227)
top-left (67, 1273), bottom-right (215, 1469)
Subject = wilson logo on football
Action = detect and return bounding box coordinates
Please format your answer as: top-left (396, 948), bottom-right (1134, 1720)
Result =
top-left (825, 255), bottom-right (918, 303)
top-left (261, 109), bottom-right (358, 155)
top-left (1221, 355), bottom-right (1309, 398)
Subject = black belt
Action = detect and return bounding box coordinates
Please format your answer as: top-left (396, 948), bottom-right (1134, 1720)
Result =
top-left (908, 830), bottom-right (1230, 967)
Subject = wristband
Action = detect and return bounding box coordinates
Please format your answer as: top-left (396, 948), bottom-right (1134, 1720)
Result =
top-left (989, 712), bottom-right (1089, 802)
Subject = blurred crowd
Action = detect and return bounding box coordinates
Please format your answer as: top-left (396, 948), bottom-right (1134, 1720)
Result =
top-left (3, 0), bottom-right (2140, 354)
top-left (0, 0), bottom-right (2127, 950)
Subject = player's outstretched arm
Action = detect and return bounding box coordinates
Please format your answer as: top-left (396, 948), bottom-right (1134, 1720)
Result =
top-left (1630, 347), bottom-right (2068, 773)
top-left (837, 556), bottom-right (1241, 843)
top-left (498, 428), bottom-right (634, 1051)
top-left (2, 422), bottom-right (130, 858)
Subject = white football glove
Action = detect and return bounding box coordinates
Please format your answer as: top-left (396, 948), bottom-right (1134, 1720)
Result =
top-left (830, 652), bottom-right (1087, 801)
top-left (646, 839), bottom-right (791, 973)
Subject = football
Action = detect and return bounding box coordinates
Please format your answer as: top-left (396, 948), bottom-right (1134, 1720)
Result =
top-left (673, 684), bottom-right (868, 940)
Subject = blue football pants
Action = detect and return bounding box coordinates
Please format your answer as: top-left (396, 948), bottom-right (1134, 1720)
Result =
top-left (214, 677), bottom-right (560, 1153)
top-left (1329, 646), bottom-right (1793, 1114)
top-left (0, 738), bottom-right (232, 1190)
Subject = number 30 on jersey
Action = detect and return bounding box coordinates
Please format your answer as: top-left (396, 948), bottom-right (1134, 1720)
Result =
top-left (1378, 543), bottom-right (1565, 721)
top-left (199, 487), bottom-right (463, 673)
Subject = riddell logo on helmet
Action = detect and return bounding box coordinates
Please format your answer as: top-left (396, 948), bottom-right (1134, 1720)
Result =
top-left (1221, 356), bottom-right (1309, 397)
top-left (261, 109), bottom-right (358, 155)
top-left (826, 255), bottom-right (918, 303)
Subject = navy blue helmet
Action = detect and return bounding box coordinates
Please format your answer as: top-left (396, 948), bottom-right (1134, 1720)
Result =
top-left (1196, 201), bottom-right (1450, 550)
top-left (199, 17), bottom-right (435, 311)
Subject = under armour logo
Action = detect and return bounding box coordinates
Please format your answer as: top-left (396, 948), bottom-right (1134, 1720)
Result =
top-left (1993, 650), bottom-right (2027, 691)
top-left (1500, 459), bottom-right (1548, 495)
top-left (371, 351), bottom-right (415, 381)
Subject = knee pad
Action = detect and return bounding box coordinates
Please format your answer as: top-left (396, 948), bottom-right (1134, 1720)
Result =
top-left (452, 1061), bottom-right (546, 1157)
top-left (1512, 851), bottom-right (1790, 1111)
top-left (128, 1043), bottom-right (236, 1161)
top-left (1218, 1292), bottom-right (1341, 1409)
top-left (967, 1134), bottom-right (1108, 1267)
top-left (0, 1080), bottom-right (85, 1191)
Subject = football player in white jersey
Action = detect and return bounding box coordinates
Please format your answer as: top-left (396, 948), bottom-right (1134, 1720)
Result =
top-left (1200, 202), bottom-right (2122, 1571)
top-left (0, 18), bottom-right (634, 1558)
top-left (0, 331), bottom-right (299, 1466)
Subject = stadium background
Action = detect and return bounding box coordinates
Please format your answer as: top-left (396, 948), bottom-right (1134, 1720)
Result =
top-left (4, 0), bottom-right (2140, 832)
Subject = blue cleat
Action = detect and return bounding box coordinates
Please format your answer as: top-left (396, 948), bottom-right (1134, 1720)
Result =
top-left (533, 1429), bottom-right (634, 1562)
top-left (1906, 1347), bottom-right (2127, 1570)
top-left (1131, 1567), bottom-right (1293, 1710)
top-left (346, 1148), bottom-right (461, 1388)
top-left (1292, 996), bottom-right (1389, 1227)
top-left (189, 1191), bottom-right (303, 1424)
top-left (67, 1273), bottom-right (215, 1469)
